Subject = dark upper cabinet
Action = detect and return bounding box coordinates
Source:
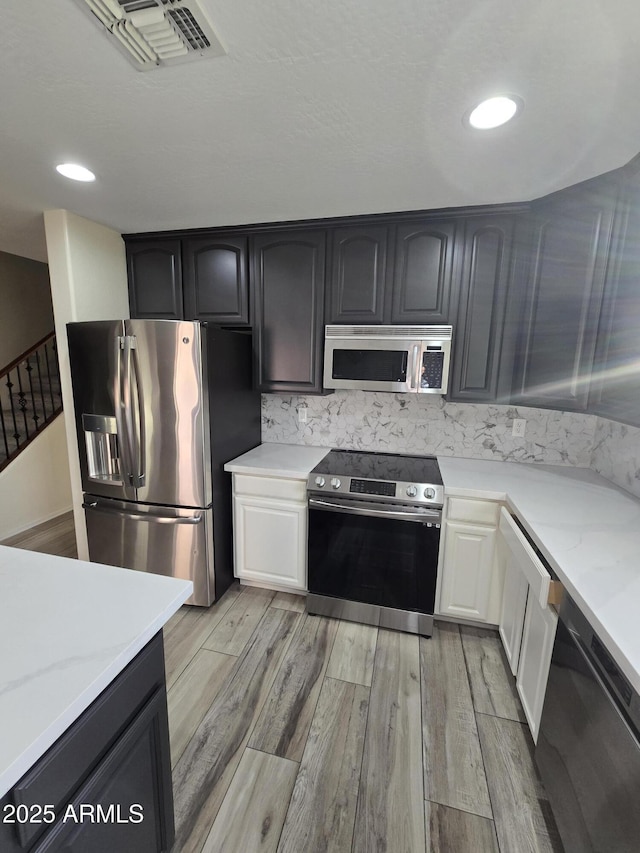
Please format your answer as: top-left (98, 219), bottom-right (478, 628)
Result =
top-left (183, 235), bottom-right (249, 326)
top-left (251, 230), bottom-right (327, 393)
top-left (448, 215), bottom-right (517, 402)
top-left (589, 174), bottom-right (640, 425)
top-left (327, 225), bottom-right (392, 323)
top-left (391, 219), bottom-right (457, 324)
top-left (512, 177), bottom-right (618, 411)
top-left (127, 240), bottom-right (184, 320)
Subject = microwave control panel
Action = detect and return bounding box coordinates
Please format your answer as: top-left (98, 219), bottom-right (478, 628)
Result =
top-left (421, 349), bottom-right (444, 389)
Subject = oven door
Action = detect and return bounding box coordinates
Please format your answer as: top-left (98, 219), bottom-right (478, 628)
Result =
top-left (307, 497), bottom-right (440, 615)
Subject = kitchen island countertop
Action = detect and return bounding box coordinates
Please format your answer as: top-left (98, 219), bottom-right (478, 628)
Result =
top-left (0, 546), bottom-right (192, 797)
top-left (438, 456), bottom-right (640, 696)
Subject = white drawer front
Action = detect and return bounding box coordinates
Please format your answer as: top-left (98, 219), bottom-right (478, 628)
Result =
top-left (498, 507), bottom-right (551, 608)
top-left (447, 497), bottom-right (500, 526)
top-left (234, 474), bottom-right (306, 502)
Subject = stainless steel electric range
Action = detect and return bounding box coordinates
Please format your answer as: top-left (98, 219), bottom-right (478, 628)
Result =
top-left (306, 449), bottom-right (443, 637)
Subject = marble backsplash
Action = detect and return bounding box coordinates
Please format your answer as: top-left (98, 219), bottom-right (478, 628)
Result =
top-left (591, 417), bottom-right (640, 500)
top-left (261, 392), bottom-right (598, 468)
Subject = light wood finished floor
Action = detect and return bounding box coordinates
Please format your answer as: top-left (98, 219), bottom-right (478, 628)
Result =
top-left (165, 587), bottom-right (564, 853)
top-left (1, 511), bottom-right (77, 558)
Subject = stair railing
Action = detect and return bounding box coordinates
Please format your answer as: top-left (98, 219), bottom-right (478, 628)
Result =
top-left (0, 332), bottom-right (63, 472)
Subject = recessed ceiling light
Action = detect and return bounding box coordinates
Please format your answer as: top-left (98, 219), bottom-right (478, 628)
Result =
top-left (467, 96), bottom-right (523, 130)
top-left (56, 163), bottom-right (96, 182)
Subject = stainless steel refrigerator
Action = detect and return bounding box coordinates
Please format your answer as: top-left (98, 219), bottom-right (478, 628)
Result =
top-left (67, 319), bottom-right (260, 606)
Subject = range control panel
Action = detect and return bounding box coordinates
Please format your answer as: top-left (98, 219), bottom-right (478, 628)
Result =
top-left (307, 474), bottom-right (443, 506)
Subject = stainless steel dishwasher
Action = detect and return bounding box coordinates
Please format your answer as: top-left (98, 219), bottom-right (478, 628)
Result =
top-left (535, 593), bottom-right (640, 852)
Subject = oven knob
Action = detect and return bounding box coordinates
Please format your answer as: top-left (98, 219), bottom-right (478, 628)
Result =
top-left (330, 478), bottom-right (341, 490)
top-left (314, 476), bottom-right (326, 488)
top-left (424, 487), bottom-right (436, 499)
top-left (406, 485), bottom-right (418, 498)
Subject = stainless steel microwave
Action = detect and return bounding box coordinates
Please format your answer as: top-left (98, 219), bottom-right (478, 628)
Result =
top-left (323, 325), bottom-right (453, 394)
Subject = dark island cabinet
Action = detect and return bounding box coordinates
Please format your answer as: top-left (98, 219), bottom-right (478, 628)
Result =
top-left (589, 175), bottom-right (640, 426)
top-left (183, 235), bottom-right (249, 326)
top-left (511, 177), bottom-right (618, 411)
top-left (127, 240), bottom-right (183, 320)
top-left (0, 633), bottom-right (174, 853)
top-left (448, 215), bottom-right (517, 402)
top-left (251, 230), bottom-right (327, 393)
top-left (391, 219), bottom-right (458, 324)
top-left (327, 224), bottom-right (392, 323)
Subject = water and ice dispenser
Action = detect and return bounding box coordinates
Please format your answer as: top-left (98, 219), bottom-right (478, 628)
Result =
top-left (82, 414), bottom-right (122, 483)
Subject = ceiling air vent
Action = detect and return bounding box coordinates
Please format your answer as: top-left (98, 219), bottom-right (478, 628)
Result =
top-left (73, 0), bottom-right (226, 70)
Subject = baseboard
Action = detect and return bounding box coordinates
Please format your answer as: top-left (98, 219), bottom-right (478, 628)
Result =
top-left (0, 506), bottom-right (74, 542)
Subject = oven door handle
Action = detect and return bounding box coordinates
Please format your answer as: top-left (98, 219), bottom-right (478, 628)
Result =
top-left (308, 497), bottom-right (441, 524)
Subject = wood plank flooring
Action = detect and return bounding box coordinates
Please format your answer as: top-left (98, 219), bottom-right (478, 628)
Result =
top-left (1, 510), bottom-right (76, 558)
top-left (166, 591), bottom-right (563, 853)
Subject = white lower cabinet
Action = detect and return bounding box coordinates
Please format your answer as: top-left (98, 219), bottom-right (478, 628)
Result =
top-left (516, 589), bottom-right (558, 743)
top-left (232, 474), bottom-right (307, 591)
top-left (437, 497), bottom-right (504, 624)
top-left (498, 549), bottom-right (529, 675)
top-left (498, 507), bottom-right (559, 743)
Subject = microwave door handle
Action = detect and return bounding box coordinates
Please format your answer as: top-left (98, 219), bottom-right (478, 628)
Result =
top-left (409, 344), bottom-right (421, 390)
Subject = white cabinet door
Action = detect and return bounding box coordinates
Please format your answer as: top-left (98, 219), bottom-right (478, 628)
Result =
top-left (498, 550), bottom-right (529, 675)
top-left (516, 593), bottom-right (558, 743)
top-left (234, 495), bottom-right (307, 590)
top-left (438, 521), bottom-right (497, 622)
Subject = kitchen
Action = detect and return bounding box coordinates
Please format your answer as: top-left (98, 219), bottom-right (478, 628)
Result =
top-left (2, 2), bottom-right (640, 852)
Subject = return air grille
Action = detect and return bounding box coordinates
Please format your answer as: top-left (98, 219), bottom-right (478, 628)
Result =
top-left (74, 0), bottom-right (226, 70)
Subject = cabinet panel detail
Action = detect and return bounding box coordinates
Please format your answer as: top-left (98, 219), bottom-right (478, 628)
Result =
top-left (328, 225), bottom-right (390, 323)
top-left (183, 236), bottom-right (249, 325)
top-left (127, 241), bottom-right (183, 320)
top-left (439, 521), bottom-right (496, 622)
top-left (514, 184), bottom-right (616, 410)
top-left (391, 220), bottom-right (456, 323)
top-left (516, 593), bottom-right (558, 743)
top-left (234, 496), bottom-right (307, 590)
top-left (450, 217), bottom-right (514, 401)
top-left (251, 231), bottom-right (326, 393)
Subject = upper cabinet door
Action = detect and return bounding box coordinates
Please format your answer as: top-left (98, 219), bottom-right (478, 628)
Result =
top-left (513, 179), bottom-right (617, 411)
top-left (449, 216), bottom-right (515, 402)
top-left (127, 240), bottom-right (184, 319)
top-left (328, 225), bottom-right (391, 324)
top-left (391, 219), bottom-right (457, 324)
top-left (183, 235), bottom-right (249, 326)
top-left (251, 230), bottom-right (327, 393)
top-left (589, 175), bottom-right (640, 425)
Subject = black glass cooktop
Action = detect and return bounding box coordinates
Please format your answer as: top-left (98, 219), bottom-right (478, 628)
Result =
top-left (311, 449), bottom-right (442, 484)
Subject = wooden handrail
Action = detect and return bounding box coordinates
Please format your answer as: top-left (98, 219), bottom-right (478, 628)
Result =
top-left (0, 330), bottom-right (57, 378)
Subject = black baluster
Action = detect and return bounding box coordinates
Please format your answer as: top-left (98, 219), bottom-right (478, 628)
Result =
top-left (7, 370), bottom-right (20, 449)
top-left (16, 362), bottom-right (29, 443)
top-left (25, 355), bottom-right (40, 431)
top-left (35, 349), bottom-right (48, 420)
top-left (0, 400), bottom-right (9, 461)
top-left (44, 342), bottom-right (55, 410)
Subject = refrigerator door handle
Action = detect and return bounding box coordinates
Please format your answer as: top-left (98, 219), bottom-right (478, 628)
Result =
top-left (114, 334), bottom-right (135, 488)
top-left (83, 501), bottom-right (203, 525)
top-left (129, 337), bottom-right (146, 487)
top-left (121, 335), bottom-right (145, 488)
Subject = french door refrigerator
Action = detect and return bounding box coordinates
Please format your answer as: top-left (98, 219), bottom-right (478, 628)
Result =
top-left (67, 319), bottom-right (260, 606)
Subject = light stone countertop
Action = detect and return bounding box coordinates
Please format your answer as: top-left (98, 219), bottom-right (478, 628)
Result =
top-left (438, 456), bottom-right (640, 695)
top-left (0, 546), bottom-right (192, 797)
top-left (224, 442), bottom-right (330, 479)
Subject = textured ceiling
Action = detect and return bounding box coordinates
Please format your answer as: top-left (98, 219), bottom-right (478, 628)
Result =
top-left (1, 0), bottom-right (640, 261)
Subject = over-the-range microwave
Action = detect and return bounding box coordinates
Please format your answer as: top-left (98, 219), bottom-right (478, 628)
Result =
top-left (323, 325), bottom-right (453, 394)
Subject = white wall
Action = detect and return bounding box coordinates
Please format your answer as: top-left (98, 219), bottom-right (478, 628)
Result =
top-left (0, 415), bottom-right (72, 539)
top-left (0, 250), bottom-right (54, 368)
top-left (44, 210), bottom-right (129, 559)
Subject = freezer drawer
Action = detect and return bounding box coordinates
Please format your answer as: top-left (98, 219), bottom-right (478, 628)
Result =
top-left (83, 497), bottom-right (215, 606)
